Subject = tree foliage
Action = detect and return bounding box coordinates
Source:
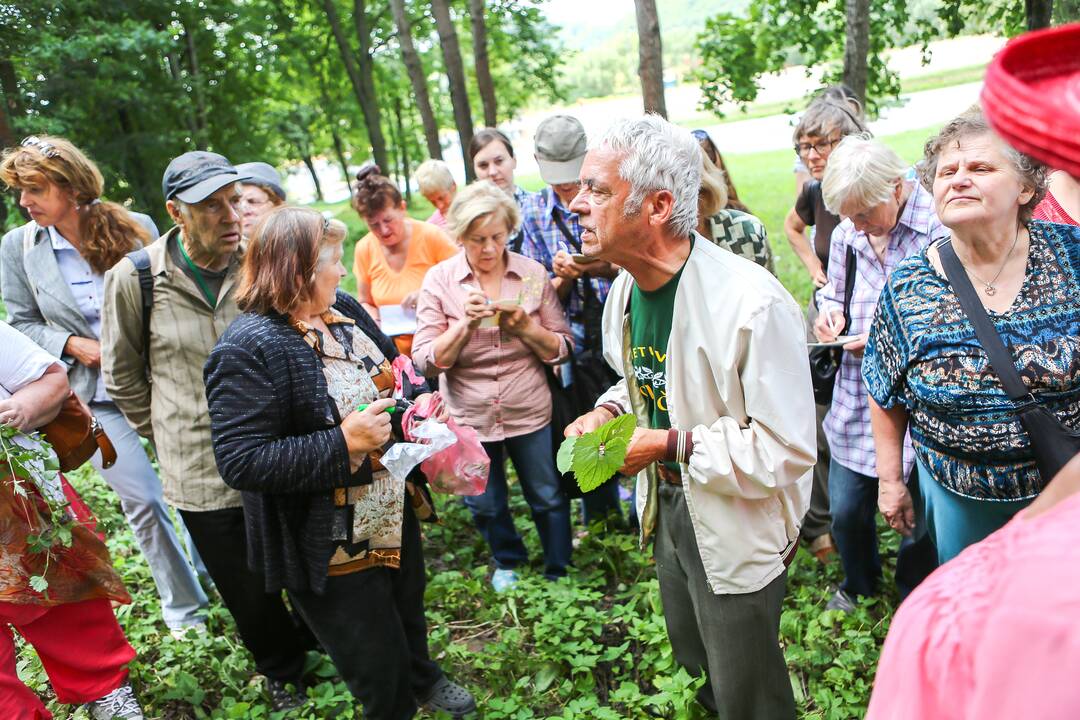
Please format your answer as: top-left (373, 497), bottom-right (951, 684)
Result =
top-left (0, 0), bottom-right (563, 229)
top-left (693, 0), bottom-right (931, 118)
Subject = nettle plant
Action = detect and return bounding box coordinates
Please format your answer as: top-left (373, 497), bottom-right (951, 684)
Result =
top-left (0, 425), bottom-right (75, 594)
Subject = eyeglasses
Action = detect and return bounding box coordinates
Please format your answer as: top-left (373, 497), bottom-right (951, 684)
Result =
top-left (21, 136), bottom-right (60, 158)
top-left (794, 137), bottom-right (840, 157)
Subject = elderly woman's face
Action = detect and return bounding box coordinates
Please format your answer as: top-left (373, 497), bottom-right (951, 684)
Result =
top-left (462, 213), bottom-right (509, 274)
top-left (365, 203), bottom-right (408, 247)
top-left (311, 241), bottom-right (346, 313)
top-left (932, 133), bottom-right (1034, 231)
top-left (239, 184), bottom-right (275, 236)
top-left (839, 181), bottom-right (903, 238)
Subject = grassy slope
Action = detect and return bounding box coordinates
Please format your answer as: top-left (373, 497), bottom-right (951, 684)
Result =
top-left (23, 124), bottom-right (945, 719)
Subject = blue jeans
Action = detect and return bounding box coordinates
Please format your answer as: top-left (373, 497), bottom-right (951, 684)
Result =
top-left (829, 459), bottom-right (937, 598)
top-left (918, 458), bottom-right (1032, 564)
top-left (465, 425), bottom-right (572, 578)
top-left (90, 402), bottom-right (209, 629)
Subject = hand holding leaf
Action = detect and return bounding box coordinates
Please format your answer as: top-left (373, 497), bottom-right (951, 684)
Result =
top-left (556, 413), bottom-right (637, 493)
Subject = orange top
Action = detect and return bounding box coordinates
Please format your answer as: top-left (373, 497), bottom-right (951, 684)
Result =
top-left (353, 219), bottom-right (459, 355)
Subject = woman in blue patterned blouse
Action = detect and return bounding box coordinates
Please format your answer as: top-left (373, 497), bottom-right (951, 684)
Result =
top-left (863, 106), bottom-right (1080, 563)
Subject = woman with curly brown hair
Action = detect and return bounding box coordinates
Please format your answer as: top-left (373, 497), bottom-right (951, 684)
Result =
top-left (0, 135), bottom-right (210, 638)
top-left (350, 164), bottom-right (458, 356)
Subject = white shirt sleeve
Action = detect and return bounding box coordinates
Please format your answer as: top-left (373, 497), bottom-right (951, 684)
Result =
top-left (0, 321), bottom-right (64, 399)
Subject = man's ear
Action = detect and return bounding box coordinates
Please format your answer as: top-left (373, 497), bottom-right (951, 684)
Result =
top-left (646, 189), bottom-right (676, 229)
top-left (165, 199), bottom-right (184, 227)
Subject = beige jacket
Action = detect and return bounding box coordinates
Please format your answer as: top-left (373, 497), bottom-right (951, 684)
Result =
top-left (597, 236), bottom-right (816, 594)
top-left (101, 227), bottom-right (243, 512)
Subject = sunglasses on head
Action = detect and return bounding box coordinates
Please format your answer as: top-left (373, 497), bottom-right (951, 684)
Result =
top-left (21, 136), bottom-right (60, 159)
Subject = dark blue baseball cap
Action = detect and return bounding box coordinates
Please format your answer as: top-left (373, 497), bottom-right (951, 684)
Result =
top-left (162, 151), bottom-right (242, 203)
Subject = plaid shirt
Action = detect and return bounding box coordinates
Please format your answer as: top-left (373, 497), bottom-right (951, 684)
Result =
top-left (815, 180), bottom-right (943, 478)
top-left (518, 187), bottom-right (611, 352)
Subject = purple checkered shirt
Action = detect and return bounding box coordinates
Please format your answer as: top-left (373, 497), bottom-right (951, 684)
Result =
top-left (518, 187), bottom-right (611, 351)
top-left (815, 180), bottom-right (943, 478)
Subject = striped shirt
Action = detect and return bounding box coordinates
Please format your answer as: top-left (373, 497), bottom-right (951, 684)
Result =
top-left (412, 250), bottom-right (572, 442)
top-left (815, 181), bottom-right (942, 478)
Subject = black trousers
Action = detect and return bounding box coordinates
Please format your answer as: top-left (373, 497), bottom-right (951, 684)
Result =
top-left (179, 507), bottom-right (308, 684)
top-left (288, 505), bottom-right (442, 720)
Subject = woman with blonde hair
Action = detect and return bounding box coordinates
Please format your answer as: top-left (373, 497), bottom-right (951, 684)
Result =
top-left (413, 180), bottom-right (573, 592)
top-left (696, 151), bottom-right (774, 273)
top-left (0, 135), bottom-right (210, 638)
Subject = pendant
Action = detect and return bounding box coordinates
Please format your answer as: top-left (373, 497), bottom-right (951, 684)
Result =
top-left (984, 284), bottom-right (996, 296)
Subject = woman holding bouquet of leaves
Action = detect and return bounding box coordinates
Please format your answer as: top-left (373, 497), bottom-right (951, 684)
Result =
top-left (413, 181), bottom-right (574, 592)
top-left (0, 321), bottom-right (143, 720)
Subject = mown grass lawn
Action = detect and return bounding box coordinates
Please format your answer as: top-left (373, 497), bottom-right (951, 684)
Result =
top-left (21, 124), bottom-right (945, 718)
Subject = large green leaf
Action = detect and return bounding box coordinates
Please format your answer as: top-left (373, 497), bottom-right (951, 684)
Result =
top-left (569, 413), bottom-right (637, 493)
top-left (556, 435), bottom-right (577, 475)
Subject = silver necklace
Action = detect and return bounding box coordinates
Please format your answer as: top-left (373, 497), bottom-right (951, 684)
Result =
top-left (957, 224), bottom-right (1022, 296)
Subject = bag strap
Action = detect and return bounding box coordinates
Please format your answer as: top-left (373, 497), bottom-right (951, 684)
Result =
top-left (126, 248), bottom-right (154, 373)
top-left (839, 244), bottom-right (857, 331)
top-left (937, 239), bottom-right (1029, 402)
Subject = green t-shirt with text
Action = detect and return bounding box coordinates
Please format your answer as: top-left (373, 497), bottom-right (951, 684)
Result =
top-left (629, 262), bottom-right (686, 433)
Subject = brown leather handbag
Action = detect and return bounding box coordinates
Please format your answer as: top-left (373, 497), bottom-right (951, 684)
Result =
top-left (40, 391), bottom-right (117, 472)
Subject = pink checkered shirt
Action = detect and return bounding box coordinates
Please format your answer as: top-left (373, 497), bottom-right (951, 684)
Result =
top-left (815, 180), bottom-right (943, 478)
top-left (412, 250), bottom-right (572, 442)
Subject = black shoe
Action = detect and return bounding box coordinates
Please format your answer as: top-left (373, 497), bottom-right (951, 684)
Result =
top-left (418, 676), bottom-right (476, 718)
top-left (266, 677), bottom-right (306, 711)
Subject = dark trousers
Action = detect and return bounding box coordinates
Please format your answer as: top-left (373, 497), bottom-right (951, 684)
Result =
top-left (465, 425), bottom-right (572, 578)
top-left (288, 506), bottom-right (442, 720)
top-left (802, 402), bottom-right (833, 540)
top-left (828, 460), bottom-right (938, 599)
top-left (654, 484), bottom-right (796, 719)
top-left (581, 477), bottom-right (623, 526)
top-left (179, 507), bottom-right (307, 684)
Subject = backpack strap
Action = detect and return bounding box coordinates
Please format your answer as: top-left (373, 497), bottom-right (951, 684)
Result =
top-left (125, 248), bottom-right (154, 373)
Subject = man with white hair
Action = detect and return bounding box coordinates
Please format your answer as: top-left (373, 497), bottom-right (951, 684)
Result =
top-left (566, 115), bottom-right (816, 718)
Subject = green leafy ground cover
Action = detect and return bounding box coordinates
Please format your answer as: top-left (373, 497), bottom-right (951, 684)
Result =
top-left (24, 464), bottom-right (901, 719)
top-left (19, 125), bottom-right (943, 717)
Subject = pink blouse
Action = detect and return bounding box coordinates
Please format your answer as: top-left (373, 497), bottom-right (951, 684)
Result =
top-left (866, 490), bottom-right (1080, 720)
top-left (412, 251), bottom-right (572, 442)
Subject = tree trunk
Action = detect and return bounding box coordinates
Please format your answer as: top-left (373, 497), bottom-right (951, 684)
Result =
top-left (842, 0), bottom-right (870, 108)
top-left (1026, 0), bottom-right (1053, 30)
top-left (468, 0), bottom-right (498, 127)
top-left (0, 58), bottom-right (18, 149)
top-left (181, 21), bottom-right (209, 150)
top-left (320, 0), bottom-right (389, 172)
top-left (634, 0), bottom-right (667, 118)
top-left (300, 149), bottom-right (325, 203)
top-left (430, 0), bottom-right (476, 181)
top-left (116, 107), bottom-right (158, 223)
top-left (352, 0), bottom-right (390, 171)
top-left (392, 95), bottom-right (411, 203)
top-left (330, 125), bottom-right (352, 195)
top-left (389, 0), bottom-right (443, 159)
top-left (164, 51), bottom-right (201, 145)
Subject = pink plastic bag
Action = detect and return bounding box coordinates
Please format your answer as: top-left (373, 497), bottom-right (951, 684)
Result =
top-left (406, 405), bottom-right (490, 496)
top-left (413, 419), bottom-right (490, 496)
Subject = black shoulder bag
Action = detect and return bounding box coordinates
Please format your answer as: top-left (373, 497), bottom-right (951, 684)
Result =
top-left (939, 238), bottom-right (1080, 484)
top-left (809, 245), bottom-right (857, 405)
